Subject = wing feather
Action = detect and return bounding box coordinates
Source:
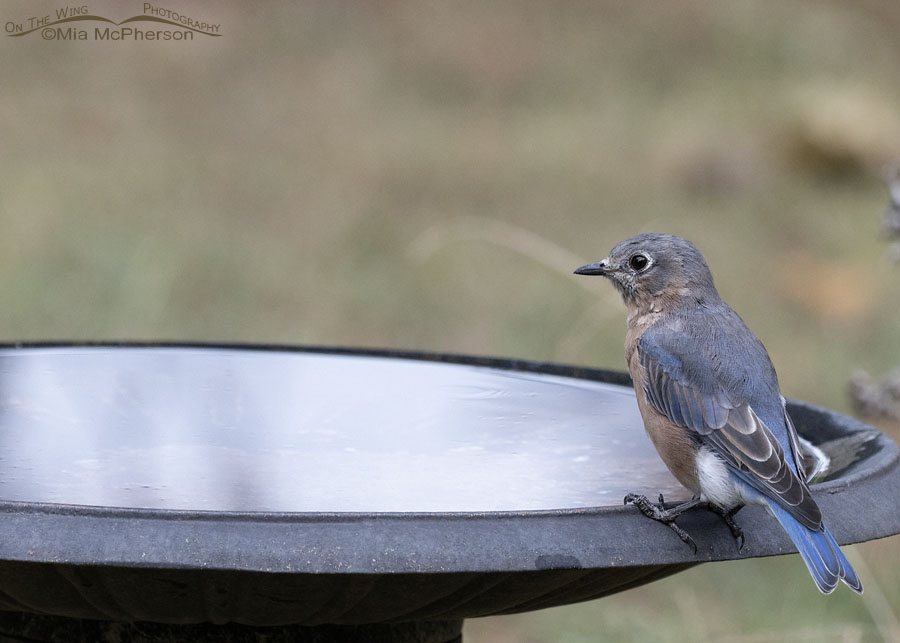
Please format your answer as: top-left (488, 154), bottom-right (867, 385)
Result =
top-left (639, 329), bottom-right (822, 530)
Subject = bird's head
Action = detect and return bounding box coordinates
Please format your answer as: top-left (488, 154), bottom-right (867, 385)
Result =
top-left (574, 233), bottom-right (719, 312)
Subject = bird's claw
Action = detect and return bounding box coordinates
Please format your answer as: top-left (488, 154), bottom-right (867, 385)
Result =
top-left (624, 493), bottom-right (698, 554)
top-left (705, 503), bottom-right (745, 551)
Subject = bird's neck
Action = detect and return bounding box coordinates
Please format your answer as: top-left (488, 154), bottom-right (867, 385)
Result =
top-left (626, 300), bottom-right (664, 330)
top-left (624, 289), bottom-right (682, 329)
top-left (624, 283), bottom-right (720, 330)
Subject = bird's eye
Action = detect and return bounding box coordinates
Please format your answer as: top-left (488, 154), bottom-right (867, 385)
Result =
top-left (629, 254), bottom-right (649, 271)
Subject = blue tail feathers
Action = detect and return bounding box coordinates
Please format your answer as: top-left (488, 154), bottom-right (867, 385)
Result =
top-left (769, 502), bottom-right (863, 594)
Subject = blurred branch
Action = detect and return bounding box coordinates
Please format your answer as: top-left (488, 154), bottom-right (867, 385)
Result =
top-left (881, 163), bottom-right (900, 262)
top-left (408, 216), bottom-right (620, 298)
top-left (715, 624), bottom-right (868, 642)
top-left (849, 369), bottom-right (900, 420)
top-left (408, 216), bottom-right (621, 360)
top-left (846, 547), bottom-right (900, 643)
top-left (850, 165), bottom-right (900, 420)
top-left (554, 300), bottom-right (620, 363)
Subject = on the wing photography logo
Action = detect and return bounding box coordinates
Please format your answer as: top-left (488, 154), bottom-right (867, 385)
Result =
top-left (5, 4), bottom-right (221, 41)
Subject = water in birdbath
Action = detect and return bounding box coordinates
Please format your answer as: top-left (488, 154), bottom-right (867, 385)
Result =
top-left (0, 347), bottom-right (691, 512)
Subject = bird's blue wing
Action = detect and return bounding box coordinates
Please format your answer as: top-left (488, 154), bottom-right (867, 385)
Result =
top-left (638, 326), bottom-right (822, 530)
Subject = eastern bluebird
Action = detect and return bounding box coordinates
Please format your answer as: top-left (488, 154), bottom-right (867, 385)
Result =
top-left (575, 233), bottom-right (862, 595)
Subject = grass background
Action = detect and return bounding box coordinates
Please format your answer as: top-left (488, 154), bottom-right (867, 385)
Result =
top-left (2, 1), bottom-right (900, 640)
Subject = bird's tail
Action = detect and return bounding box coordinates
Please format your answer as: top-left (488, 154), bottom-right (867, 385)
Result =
top-left (769, 502), bottom-right (863, 595)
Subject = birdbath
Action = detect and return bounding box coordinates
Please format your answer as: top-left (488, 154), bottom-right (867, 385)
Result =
top-left (0, 343), bottom-right (897, 643)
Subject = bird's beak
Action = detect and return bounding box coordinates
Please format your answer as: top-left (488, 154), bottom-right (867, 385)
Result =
top-left (574, 259), bottom-right (613, 276)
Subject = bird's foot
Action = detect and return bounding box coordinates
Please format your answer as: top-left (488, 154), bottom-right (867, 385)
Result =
top-left (624, 493), bottom-right (699, 554)
top-left (703, 503), bottom-right (745, 550)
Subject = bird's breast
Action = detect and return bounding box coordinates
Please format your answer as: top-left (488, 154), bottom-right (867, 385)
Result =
top-left (627, 344), bottom-right (701, 494)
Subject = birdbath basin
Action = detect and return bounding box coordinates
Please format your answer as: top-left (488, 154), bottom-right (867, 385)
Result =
top-left (0, 343), bottom-right (897, 643)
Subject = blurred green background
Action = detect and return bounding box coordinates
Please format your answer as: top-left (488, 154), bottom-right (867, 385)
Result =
top-left (2, 1), bottom-right (900, 640)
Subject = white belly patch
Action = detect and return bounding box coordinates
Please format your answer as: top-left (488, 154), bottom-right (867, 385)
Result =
top-left (696, 447), bottom-right (751, 509)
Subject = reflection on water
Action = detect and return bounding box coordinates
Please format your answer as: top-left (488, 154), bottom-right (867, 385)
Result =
top-left (0, 348), bottom-right (689, 512)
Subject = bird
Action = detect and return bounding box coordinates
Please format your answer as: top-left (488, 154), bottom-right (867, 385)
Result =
top-left (574, 233), bottom-right (862, 595)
